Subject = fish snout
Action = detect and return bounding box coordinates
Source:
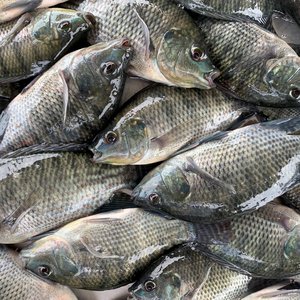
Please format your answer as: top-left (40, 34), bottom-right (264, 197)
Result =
top-left (205, 70), bottom-right (221, 88)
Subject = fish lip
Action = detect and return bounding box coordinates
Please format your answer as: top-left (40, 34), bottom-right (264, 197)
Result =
top-left (205, 70), bottom-right (221, 88)
top-left (80, 12), bottom-right (96, 28)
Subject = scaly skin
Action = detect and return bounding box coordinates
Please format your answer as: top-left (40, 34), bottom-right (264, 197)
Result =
top-left (0, 152), bottom-right (140, 243)
top-left (0, 40), bottom-right (132, 155)
top-left (130, 245), bottom-right (254, 300)
top-left (92, 85), bottom-right (300, 165)
top-left (133, 118), bottom-right (300, 222)
top-left (197, 204), bottom-right (300, 278)
top-left (0, 8), bottom-right (93, 83)
top-left (64, 0), bottom-right (219, 88)
top-left (21, 208), bottom-right (196, 290)
top-left (199, 18), bottom-right (300, 107)
top-left (0, 245), bottom-right (77, 300)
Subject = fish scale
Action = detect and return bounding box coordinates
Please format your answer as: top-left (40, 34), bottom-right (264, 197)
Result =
top-left (0, 40), bottom-right (132, 155)
top-left (0, 245), bottom-right (76, 300)
top-left (21, 208), bottom-right (196, 290)
top-left (133, 118), bottom-right (300, 222)
top-left (64, 0), bottom-right (218, 88)
top-left (92, 85), bottom-right (267, 165)
top-left (199, 204), bottom-right (300, 278)
top-left (129, 245), bottom-right (257, 300)
top-left (0, 152), bottom-right (140, 244)
top-left (198, 18), bottom-right (300, 107)
top-left (0, 8), bottom-right (92, 83)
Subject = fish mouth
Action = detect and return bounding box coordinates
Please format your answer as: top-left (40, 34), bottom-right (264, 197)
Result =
top-left (204, 70), bottom-right (221, 88)
top-left (81, 12), bottom-right (97, 28)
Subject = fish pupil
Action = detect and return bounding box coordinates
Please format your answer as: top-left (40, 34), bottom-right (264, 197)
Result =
top-left (149, 193), bottom-right (160, 205)
top-left (290, 88), bottom-right (300, 100)
top-left (144, 280), bottom-right (156, 292)
top-left (38, 265), bottom-right (51, 277)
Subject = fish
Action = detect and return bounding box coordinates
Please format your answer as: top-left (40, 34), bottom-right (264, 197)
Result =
top-left (174, 1), bottom-right (300, 45)
top-left (196, 203), bottom-right (300, 279)
top-left (90, 85), bottom-right (300, 166)
top-left (242, 282), bottom-right (300, 300)
top-left (0, 39), bottom-right (132, 155)
top-left (91, 85), bottom-right (266, 165)
top-left (0, 245), bottom-right (77, 300)
top-left (128, 244), bottom-right (272, 300)
top-left (0, 151), bottom-right (140, 244)
top-left (0, 8), bottom-right (94, 83)
top-left (63, 0), bottom-right (219, 89)
top-left (198, 18), bottom-right (300, 107)
top-left (20, 208), bottom-right (201, 290)
top-left (133, 117), bottom-right (300, 223)
top-left (0, 0), bottom-right (69, 23)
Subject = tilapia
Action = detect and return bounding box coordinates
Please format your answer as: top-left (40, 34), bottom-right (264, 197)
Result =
top-left (0, 8), bottom-right (94, 83)
top-left (0, 39), bottom-right (132, 155)
top-left (0, 152), bottom-right (140, 243)
top-left (0, 0), bottom-right (68, 23)
top-left (129, 244), bottom-right (264, 300)
top-left (196, 204), bottom-right (300, 278)
top-left (198, 18), bottom-right (300, 107)
top-left (133, 117), bottom-right (300, 222)
top-left (91, 85), bottom-right (266, 165)
top-left (20, 208), bottom-right (200, 290)
top-left (0, 245), bottom-right (77, 300)
top-left (63, 0), bottom-right (219, 89)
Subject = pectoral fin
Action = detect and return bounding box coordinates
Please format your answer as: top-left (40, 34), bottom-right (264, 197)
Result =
top-left (184, 157), bottom-right (236, 194)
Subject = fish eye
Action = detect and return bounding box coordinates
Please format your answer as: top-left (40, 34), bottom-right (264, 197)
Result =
top-left (149, 193), bottom-right (160, 205)
top-left (37, 265), bottom-right (52, 277)
top-left (104, 131), bottom-right (118, 144)
top-left (290, 88), bottom-right (300, 100)
top-left (144, 280), bottom-right (156, 292)
top-left (191, 46), bottom-right (205, 62)
top-left (102, 62), bottom-right (117, 76)
top-left (58, 20), bottom-right (72, 32)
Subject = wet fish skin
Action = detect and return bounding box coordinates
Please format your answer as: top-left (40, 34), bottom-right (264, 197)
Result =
top-left (91, 85), bottom-right (300, 165)
top-left (91, 85), bottom-right (263, 165)
top-left (197, 204), bottom-right (300, 279)
top-left (68, 0), bottom-right (219, 89)
top-left (198, 18), bottom-right (300, 107)
top-left (0, 0), bottom-right (68, 23)
top-left (0, 8), bottom-right (94, 83)
top-left (174, 0), bottom-right (279, 25)
top-left (0, 152), bottom-right (140, 244)
top-left (282, 185), bottom-right (300, 213)
top-left (21, 208), bottom-right (197, 290)
top-left (0, 245), bottom-right (77, 300)
top-left (133, 117), bottom-right (300, 223)
top-left (0, 39), bottom-right (132, 155)
top-left (129, 244), bottom-right (256, 300)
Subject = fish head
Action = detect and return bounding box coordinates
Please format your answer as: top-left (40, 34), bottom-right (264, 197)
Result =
top-left (70, 38), bottom-right (133, 112)
top-left (32, 8), bottom-right (95, 45)
top-left (156, 28), bottom-right (220, 89)
top-left (128, 253), bottom-right (187, 300)
top-left (264, 56), bottom-right (300, 106)
top-left (284, 224), bottom-right (300, 263)
top-left (21, 236), bottom-right (79, 284)
top-left (91, 118), bottom-right (149, 165)
top-left (133, 163), bottom-right (190, 213)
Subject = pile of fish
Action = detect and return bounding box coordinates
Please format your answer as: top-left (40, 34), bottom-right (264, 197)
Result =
top-left (2, 0), bottom-right (300, 299)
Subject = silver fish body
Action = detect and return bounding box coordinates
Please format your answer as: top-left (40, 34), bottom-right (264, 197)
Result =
top-left (133, 117), bottom-right (300, 222)
top-left (0, 152), bottom-right (140, 243)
